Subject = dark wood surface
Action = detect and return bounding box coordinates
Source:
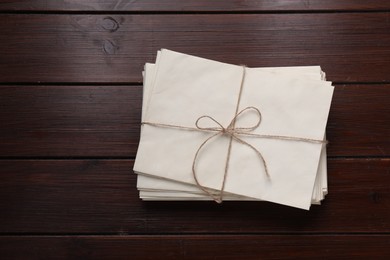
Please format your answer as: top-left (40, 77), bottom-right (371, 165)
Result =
top-left (0, 84), bottom-right (388, 157)
top-left (1, 236), bottom-right (390, 260)
top-left (1, 1), bottom-right (389, 259)
top-left (1, 159), bottom-right (389, 234)
top-left (1, 0), bottom-right (390, 12)
top-left (0, 13), bottom-right (390, 83)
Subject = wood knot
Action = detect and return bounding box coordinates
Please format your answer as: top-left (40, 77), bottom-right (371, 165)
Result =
top-left (103, 40), bottom-right (118, 55)
top-left (101, 17), bottom-right (119, 32)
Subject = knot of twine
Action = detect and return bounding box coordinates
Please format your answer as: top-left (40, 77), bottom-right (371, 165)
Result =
top-left (193, 106), bottom-right (269, 203)
top-left (141, 66), bottom-right (327, 203)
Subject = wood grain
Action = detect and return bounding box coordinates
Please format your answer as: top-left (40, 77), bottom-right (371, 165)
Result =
top-left (1, 0), bottom-right (389, 12)
top-left (1, 2), bottom-right (389, 258)
top-left (0, 84), bottom-right (388, 157)
top-left (0, 14), bottom-right (389, 83)
top-left (1, 235), bottom-right (390, 259)
top-left (0, 159), bottom-right (389, 234)
top-left (0, 85), bottom-right (141, 157)
top-left (327, 84), bottom-right (390, 156)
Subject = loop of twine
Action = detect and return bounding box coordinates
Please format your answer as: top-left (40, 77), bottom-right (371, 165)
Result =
top-left (192, 106), bottom-right (269, 203)
top-left (141, 66), bottom-right (327, 203)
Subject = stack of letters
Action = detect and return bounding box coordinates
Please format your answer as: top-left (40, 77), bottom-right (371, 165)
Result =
top-left (134, 49), bottom-right (334, 210)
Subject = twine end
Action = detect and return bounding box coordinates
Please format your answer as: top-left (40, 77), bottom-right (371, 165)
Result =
top-left (215, 198), bottom-right (223, 204)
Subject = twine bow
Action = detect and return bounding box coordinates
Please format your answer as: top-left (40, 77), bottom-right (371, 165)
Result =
top-left (192, 106), bottom-right (269, 203)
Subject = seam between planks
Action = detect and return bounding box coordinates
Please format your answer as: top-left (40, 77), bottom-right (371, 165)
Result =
top-left (0, 10), bottom-right (390, 15)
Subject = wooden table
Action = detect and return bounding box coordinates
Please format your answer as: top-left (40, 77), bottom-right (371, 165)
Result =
top-left (1, 1), bottom-right (389, 259)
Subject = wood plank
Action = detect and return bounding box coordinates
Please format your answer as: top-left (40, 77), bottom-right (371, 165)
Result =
top-left (0, 14), bottom-right (389, 83)
top-left (1, 0), bottom-right (389, 12)
top-left (0, 159), bottom-right (389, 233)
top-left (327, 84), bottom-right (390, 156)
top-left (0, 85), bottom-right (141, 157)
top-left (0, 84), bottom-right (388, 157)
top-left (1, 235), bottom-right (390, 259)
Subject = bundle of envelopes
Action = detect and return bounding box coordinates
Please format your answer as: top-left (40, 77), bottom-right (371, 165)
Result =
top-left (134, 49), bottom-right (334, 210)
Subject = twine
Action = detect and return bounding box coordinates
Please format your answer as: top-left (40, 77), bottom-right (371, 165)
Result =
top-left (142, 67), bottom-right (327, 203)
